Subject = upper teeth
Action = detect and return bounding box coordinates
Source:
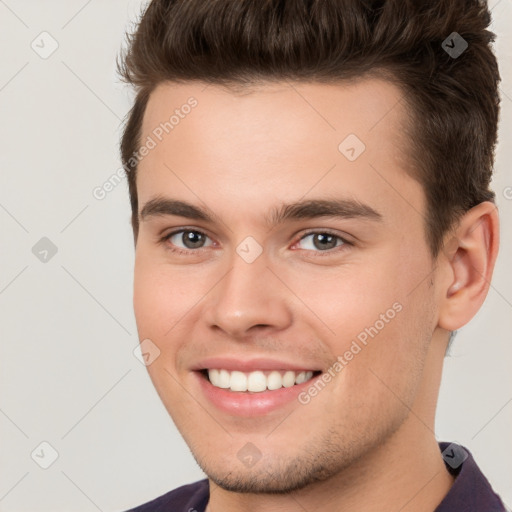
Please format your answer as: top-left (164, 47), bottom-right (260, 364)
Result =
top-left (207, 369), bottom-right (314, 392)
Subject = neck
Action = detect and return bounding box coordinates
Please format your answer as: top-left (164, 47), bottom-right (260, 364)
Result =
top-left (207, 431), bottom-right (454, 512)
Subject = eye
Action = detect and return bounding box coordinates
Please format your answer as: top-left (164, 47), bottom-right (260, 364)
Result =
top-left (161, 229), bottom-right (214, 254)
top-left (160, 228), bottom-right (351, 257)
top-left (294, 231), bottom-right (350, 255)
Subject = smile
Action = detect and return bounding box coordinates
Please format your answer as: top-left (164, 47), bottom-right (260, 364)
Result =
top-left (206, 369), bottom-right (318, 392)
top-left (193, 358), bottom-right (324, 416)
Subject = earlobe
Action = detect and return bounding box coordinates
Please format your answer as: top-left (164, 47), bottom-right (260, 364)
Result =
top-left (438, 202), bottom-right (499, 331)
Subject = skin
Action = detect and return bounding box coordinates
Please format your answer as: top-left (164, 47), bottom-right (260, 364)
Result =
top-left (132, 78), bottom-right (499, 511)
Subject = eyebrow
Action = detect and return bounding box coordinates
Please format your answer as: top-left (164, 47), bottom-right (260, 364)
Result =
top-left (139, 196), bottom-right (383, 226)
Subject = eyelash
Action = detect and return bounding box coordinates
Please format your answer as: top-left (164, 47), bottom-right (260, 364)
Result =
top-left (159, 228), bottom-right (353, 258)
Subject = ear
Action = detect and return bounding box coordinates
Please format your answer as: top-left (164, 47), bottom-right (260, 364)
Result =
top-left (437, 201), bottom-right (500, 331)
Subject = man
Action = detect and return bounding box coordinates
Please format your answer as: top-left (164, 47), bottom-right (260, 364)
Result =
top-left (119, 0), bottom-right (507, 510)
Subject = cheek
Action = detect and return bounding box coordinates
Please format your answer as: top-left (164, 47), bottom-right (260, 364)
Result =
top-left (288, 250), bottom-right (431, 377)
top-left (133, 253), bottom-right (205, 338)
top-left (285, 256), bottom-right (404, 341)
top-left (133, 260), bottom-right (165, 336)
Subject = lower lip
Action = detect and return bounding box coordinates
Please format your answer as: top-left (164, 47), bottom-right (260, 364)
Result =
top-left (195, 371), bottom-right (317, 417)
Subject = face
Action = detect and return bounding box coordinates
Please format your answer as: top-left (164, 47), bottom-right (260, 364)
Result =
top-left (133, 78), bottom-right (440, 493)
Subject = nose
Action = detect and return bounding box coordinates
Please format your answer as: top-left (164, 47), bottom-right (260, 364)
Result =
top-left (204, 250), bottom-right (293, 340)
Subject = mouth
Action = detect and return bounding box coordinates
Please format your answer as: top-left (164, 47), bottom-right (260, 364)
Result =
top-left (200, 368), bottom-right (322, 393)
top-left (191, 358), bottom-right (325, 416)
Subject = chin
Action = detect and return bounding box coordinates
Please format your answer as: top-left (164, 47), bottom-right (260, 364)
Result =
top-left (189, 435), bottom-right (360, 495)
top-left (202, 463), bottom-right (331, 495)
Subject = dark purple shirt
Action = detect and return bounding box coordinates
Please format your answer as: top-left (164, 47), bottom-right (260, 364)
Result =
top-left (125, 442), bottom-right (507, 511)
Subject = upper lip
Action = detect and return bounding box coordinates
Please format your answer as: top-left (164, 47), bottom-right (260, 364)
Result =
top-left (191, 357), bottom-right (321, 372)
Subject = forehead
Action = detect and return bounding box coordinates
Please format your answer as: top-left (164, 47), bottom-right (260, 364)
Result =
top-left (141, 78), bottom-right (409, 151)
top-left (137, 78), bottom-right (423, 229)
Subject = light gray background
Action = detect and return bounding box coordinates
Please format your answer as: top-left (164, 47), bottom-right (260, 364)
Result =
top-left (0, 1), bottom-right (510, 511)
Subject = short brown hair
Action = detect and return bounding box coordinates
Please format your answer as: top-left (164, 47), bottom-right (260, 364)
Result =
top-left (118, 0), bottom-right (500, 257)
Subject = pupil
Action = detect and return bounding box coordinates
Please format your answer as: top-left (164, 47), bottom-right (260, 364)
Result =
top-left (315, 234), bottom-right (336, 250)
top-left (184, 231), bottom-right (204, 248)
